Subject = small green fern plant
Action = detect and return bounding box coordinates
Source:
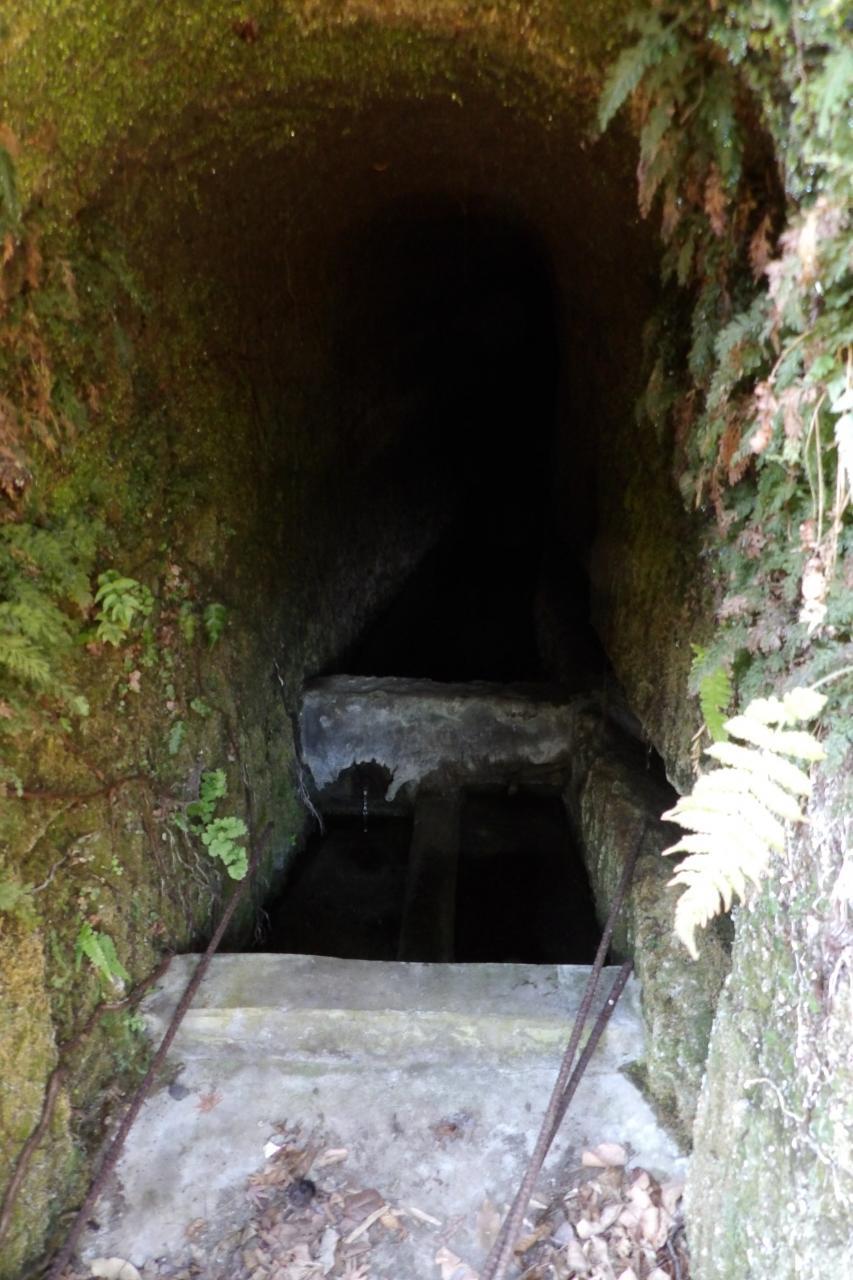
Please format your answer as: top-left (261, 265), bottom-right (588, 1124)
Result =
top-left (690, 643), bottom-right (733, 742)
top-left (0, 518), bottom-right (97, 727)
top-left (74, 922), bottom-right (130, 990)
top-left (174, 768), bottom-right (248, 879)
top-left (663, 685), bottom-right (826, 957)
top-left (94, 570), bottom-right (153, 646)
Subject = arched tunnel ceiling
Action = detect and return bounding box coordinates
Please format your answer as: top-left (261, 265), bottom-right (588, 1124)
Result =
top-left (104, 81), bottom-right (658, 561)
top-left (3, 0), bottom-right (703, 773)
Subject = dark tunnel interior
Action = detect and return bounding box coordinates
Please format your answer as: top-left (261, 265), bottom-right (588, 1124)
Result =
top-left (323, 198), bottom-right (610, 686)
top-left (257, 199), bottom-right (615, 963)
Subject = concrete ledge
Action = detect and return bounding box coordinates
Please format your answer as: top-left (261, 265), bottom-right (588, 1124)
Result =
top-left (143, 955), bottom-right (644, 1066)
top-left (300, 675), bottom-right (583, 808)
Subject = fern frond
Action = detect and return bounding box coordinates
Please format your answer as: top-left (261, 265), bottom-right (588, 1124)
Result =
top-left (689, 767), bottom-right (804, 822)
top-left (699, 666), bottom-right (732, 741)
top-left (665, 790), bottom-right (786, 850)
top-left (672, 878), bottom-right (721, 959)
top-left (663, 685), bottom-right (825, 957)
top-left (705, 739), bottom-right (813, 795)
top-left (664, 828), bottom-right (769, 880)
top-left (598, 17), bottom-right (674, 130)
top-left (724, 714), bottom-right (826, 761)
top-left (671, 852), bottom-right (748, 912)
top-left (689, 643), bottom-right (732, 740)
top-left (0, 633), bottom-right (53, 687)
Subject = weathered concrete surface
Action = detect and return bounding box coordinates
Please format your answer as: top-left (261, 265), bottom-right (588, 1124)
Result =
top-left (300, 677), bottom-right (583, 808)
top-left (563, 707), bottom-right (730, 1141)
top-left (82, 955), bottom-right (685, 1277)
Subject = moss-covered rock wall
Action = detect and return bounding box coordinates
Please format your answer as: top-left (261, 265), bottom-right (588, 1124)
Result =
top-left (0, 4), bottom-right (704, 1272)
top-left (4, 3), bottom-right (848, 1278)
top-left (687, 762), bottom-right (853, 1277)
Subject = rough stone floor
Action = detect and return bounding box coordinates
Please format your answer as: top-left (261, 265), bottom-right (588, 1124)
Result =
top-left (72, 956), bottom-right (685, 1280)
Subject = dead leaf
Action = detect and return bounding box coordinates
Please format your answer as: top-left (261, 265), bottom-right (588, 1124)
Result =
top-left (315, 1147), bottom-right (348, 1168)
top-left (704, 163), bottom-right (727, 237)
top-left (90, 1261), bottom-right (141, 1280)
top-left (626, 1183), bottom-right (653, 1212)
top-left (598, 1203), bottom-right (624, 1233)
top-left (565, 1236), bottom-right (591, 1272)
top-left (582, 1143), bottom-right (627, 1168)
top-left (344, 1202), bottom-right (390, 1244)
top-left (476, 1198), bottom-right (501, 1251)
top-left (749, 213), bottom-right (773, 279)
top-left (660, 1181), bottom-right (684, 1216)
top-left (342, 1189), bottom-right (384, 1221)
top-left (514, 1221), bottom-right (551, 1252)
top-left (435, 1246), bottom-right (479, 1280)
top-left (405, 1204), bottom-right (442, 1227)
top-left (195, 1089), bottom-right (223, 1113)
top-left (316, 1227), bottom-right (339, 1274)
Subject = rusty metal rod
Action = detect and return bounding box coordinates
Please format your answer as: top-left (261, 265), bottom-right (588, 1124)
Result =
top-left (480, 822), bottom-right (645, 1280)
top-left (47, 822), bottom-right (272, 1280)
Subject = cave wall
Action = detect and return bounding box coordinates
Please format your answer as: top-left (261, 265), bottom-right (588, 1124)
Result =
top-left (687, 764), bottom-right (853, 1278)
top-left (0, 2), bottom-right (729, 1274)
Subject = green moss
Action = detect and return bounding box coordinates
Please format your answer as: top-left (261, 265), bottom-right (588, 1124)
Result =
top-left (687, 764), bottom-right (853, 1278)
top-left (0, 918), bottom-right (75, 1278)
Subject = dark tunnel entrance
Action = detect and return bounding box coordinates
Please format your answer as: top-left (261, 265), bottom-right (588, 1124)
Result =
top-left (324, 198), bottom-right (610, 687)
top-left (259, 199), bottom-right (609, 964)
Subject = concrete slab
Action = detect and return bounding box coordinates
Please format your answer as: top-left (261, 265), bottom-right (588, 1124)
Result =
top-left (82, 955), bottom-right (685, 1278)
top-left (300, 676), bottom-right (583, 808)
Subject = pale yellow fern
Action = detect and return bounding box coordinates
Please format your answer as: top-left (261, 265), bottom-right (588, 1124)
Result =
top-left (663, 686), bottom-right (826, 957)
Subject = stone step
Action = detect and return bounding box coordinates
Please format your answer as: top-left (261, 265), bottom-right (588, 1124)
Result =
top-left (143, 955), bottom-right (643, 1067)
top-left (85, 955), bottom-right (684, 1278)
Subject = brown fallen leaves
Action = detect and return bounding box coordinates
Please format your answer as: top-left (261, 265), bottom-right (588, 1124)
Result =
top-left (233, 1125), bottom-right (407, 1279)
top-left (66, 1133), bottom-right (687, 1280)
top-left (511, 1147), bottom-right (686, 1280)
top-left (65, 1123), bottom-right (413, 1280)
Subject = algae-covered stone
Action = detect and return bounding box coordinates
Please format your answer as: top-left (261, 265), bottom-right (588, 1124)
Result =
top-left (687, 763), bottom-right (853, 1280)
top-left (565, 708), bottom-right (730, 1140)
top-left (0, 917), bottom-right (74, 1279)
